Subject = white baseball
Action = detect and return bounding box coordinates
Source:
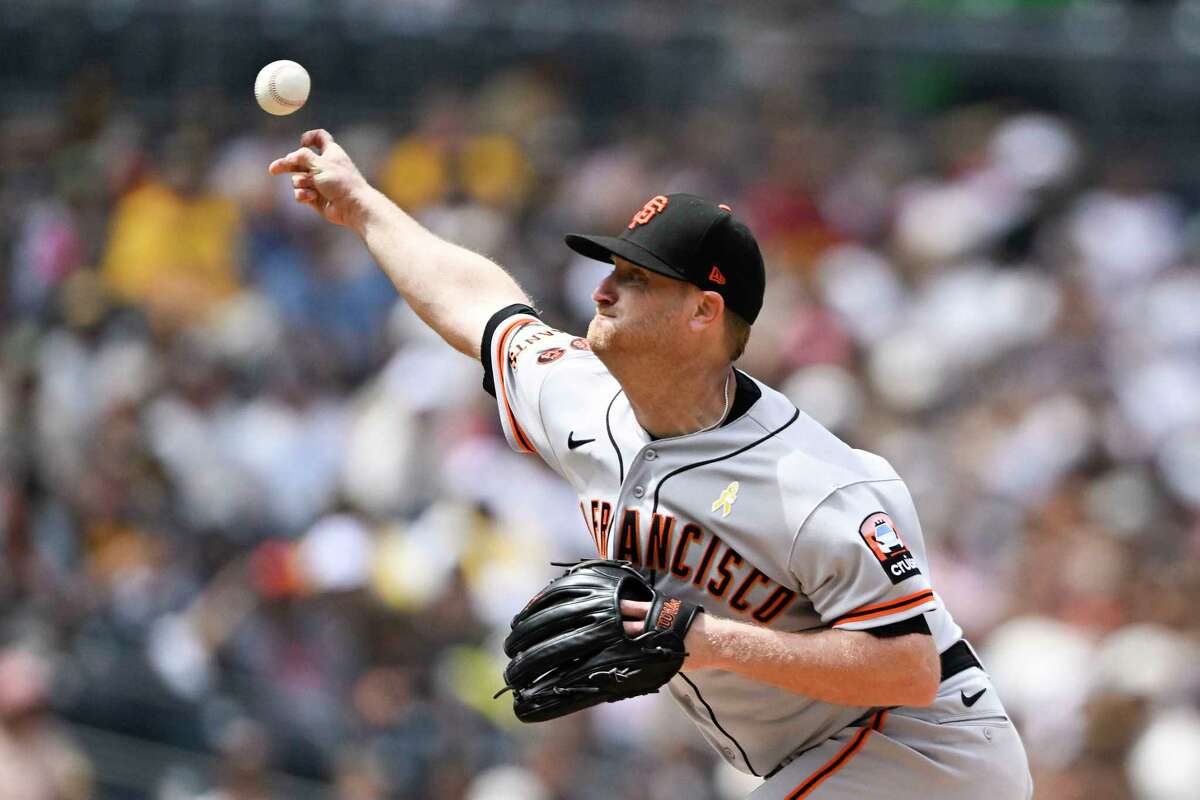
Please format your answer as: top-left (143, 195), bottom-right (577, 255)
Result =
top-left (254, 60), bottom-right (310, 116)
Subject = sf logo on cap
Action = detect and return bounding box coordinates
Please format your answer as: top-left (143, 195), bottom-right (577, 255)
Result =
top-left (628, 195), bottom-right (668, 229)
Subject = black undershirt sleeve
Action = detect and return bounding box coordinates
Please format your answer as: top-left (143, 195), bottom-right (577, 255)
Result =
top-left (480, 304), bottom-right (540, 398)
top-left (863, 614), bottom-right (931, 638)
top-left (477, 303), bottom-right (540, 398)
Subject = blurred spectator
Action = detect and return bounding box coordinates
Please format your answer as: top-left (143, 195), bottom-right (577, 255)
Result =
top-left (197, 719), bottom-right (272, 800)
top-left (101, 127), bottom-right (244, 330)
top-left (0, 649), bottom-right (93, 800)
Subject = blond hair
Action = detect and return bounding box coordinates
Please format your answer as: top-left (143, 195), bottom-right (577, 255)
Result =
top-left (725, 310), bottom-right (751, 362)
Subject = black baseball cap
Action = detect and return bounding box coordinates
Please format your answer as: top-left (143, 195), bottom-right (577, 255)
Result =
top-left (564, 193), bottom-right (766, 324)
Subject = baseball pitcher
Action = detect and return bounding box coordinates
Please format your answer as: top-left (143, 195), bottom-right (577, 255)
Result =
top-left (270, 130), bottom-right (1033, 799)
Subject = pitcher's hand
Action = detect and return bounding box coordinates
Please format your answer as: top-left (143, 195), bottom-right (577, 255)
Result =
top-left (268, 129), bottom-right (371, 229)
top-left (620, 599), bottom-right (651, 636)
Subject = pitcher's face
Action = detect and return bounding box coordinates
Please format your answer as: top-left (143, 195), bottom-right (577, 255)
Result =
top-left (587, 257), bottom-right (695, 363)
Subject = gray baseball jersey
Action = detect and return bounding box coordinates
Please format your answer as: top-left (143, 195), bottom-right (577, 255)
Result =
top-left (482, 308), bottom-right (994, 783)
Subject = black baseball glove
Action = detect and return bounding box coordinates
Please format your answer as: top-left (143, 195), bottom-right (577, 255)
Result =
top-left (496, 559), bottom-right (703, 722)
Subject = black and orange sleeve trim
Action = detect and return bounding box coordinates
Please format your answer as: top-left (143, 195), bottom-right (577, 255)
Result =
top-left (831, 589), bottom-right (935, 628)
top-left (785, 711), bottom-right (888, 799)
top-left (480, 303), bottom-right (539, 397)
top-left (493, 316), bottom-right (538, 454)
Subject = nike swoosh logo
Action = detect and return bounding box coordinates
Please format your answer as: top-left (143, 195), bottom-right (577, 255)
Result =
top-left (567, 432), bottom-right (595, 450)
top-left (961, 688), bottom-right (987, 707)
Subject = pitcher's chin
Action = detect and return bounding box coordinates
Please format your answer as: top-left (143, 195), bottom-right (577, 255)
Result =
top-left (586, 316), bottom-right (614, 353)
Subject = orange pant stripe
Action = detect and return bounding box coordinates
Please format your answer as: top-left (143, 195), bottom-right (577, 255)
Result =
top-left (785, 711), bottom-right (888, 799)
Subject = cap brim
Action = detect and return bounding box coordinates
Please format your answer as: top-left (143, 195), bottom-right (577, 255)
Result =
top-left (563, 233), bottom-right (688, 282)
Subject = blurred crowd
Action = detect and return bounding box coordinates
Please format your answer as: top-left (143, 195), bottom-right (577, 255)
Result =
top-left (2, 60), bottom-right (1199, 800)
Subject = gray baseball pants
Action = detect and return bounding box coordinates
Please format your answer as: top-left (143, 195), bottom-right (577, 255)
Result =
top-left (749, 668), bottom-right (1033, 799)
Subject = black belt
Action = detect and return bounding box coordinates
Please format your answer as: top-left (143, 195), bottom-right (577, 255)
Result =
top-left (940, 639), bottom-right (983, 682)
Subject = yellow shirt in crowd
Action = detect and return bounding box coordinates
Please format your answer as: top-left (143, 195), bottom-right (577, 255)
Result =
top-left (101, 181), bottom-right (242, 323)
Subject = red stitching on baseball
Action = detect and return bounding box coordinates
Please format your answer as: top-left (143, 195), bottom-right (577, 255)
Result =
top-left (268, 70), bottom-right (303, 108)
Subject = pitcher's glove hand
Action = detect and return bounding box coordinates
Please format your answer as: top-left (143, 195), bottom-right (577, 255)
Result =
top-left (496, 559), bottom-right (703, 723)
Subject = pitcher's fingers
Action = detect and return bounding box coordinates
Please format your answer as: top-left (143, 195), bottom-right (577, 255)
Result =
top-left (268, 155), bottom-right (300, 175)
top-left (292, 173), bottom-right (316, 189)
top-left (619, 600), bottom-right (651, 619)
top-left (294, 188), bottom-right (320, 205)
top-left (301, 129), bottom-right (333, 152)
top-left (268, 148), bottom-right (317, 175)
top-left (623, 620), bottom-right (645, 636)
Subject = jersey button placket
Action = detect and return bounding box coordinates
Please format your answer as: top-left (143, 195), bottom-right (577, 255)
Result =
top-left (644, 449), bottom-right (657, 461)
top-left (632, 485), bottom-right (645, 499)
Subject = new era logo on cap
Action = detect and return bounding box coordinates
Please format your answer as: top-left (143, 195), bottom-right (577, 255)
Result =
top-left (564, 193), bottom-right (766, 323)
